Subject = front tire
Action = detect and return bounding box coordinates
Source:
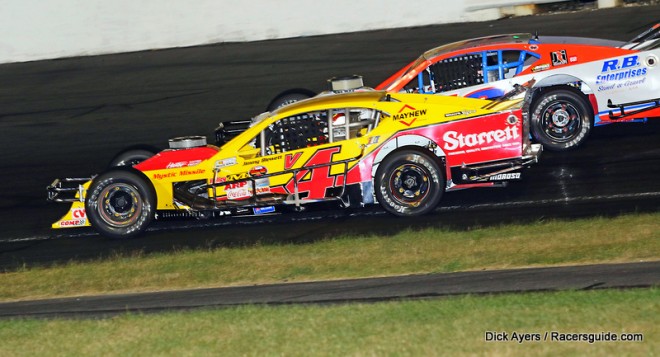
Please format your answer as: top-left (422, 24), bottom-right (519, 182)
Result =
top-left (85, 169), bottom-right (156, 239)
top-left (530, 88), bottom-right (592, 151)
top-left (374, 150), bottom-right (444, 216)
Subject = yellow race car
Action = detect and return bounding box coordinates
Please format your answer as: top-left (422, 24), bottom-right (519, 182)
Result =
top-left (48, 89), bottom-right (541, 239)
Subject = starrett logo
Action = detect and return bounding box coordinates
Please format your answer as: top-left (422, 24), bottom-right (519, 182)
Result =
top-left (443, 126), bottom-right (519, 151)
top-left (393, 104), bottom-right (426, 127)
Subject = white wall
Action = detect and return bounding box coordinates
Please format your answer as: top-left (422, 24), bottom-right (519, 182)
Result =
top-left (0, 0), bottom-right (567, 64)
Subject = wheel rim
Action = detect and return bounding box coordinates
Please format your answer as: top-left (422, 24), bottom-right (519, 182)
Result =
top-left (540, 100), bottom-right (582, 142)
top-left (387, 163), bottom-right (430, 207)
top-left (97, 183), bottom-right (142, 228)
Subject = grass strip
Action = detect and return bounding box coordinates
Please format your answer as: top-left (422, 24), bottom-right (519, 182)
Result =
top-left (0, 288), bottom-right (657, 356)
top-left (1, 212), bottom-right (658, 301)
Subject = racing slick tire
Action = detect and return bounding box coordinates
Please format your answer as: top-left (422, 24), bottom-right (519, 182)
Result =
top-left (374, 150), bottom-right (444, 216)
top-left (530, 88), bottom-right (592, 151)
top-left (108, 148), bottom-right (158, 167)
top-left (266, 91), bottom-right (314, 111)
top-left (85, 169), bottom-right (156, 239)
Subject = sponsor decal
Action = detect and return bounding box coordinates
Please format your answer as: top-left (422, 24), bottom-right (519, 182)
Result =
top-left (215, 157), bottom-right (237, 169)
top-left (166, 160), bottom-right (202, 169)
top-left (531, 63), bottom-right (550, 73)
top-left (153, 168), bottom-right (205, 180)
top-left (260, 155), bottom-right (283, 163)
top-left (153, 172), bottom-right (177, 180)
top-left (179, 168), bottom-right (205, 176)
top-left (285, 152), bottom-right (303, 170)
top-left (551, 50), bottom-right (568, 66)
top-left (72, 208), bottom-right (86, 219)
top-left (529, 44), bottom-right (539, 51)
top-left (596, 55), bottom-right (648, 91)
top-left (569, 56), bottom-right (578, 63)
top-left (393, 104), bottom-right (426, 126)
top-left (249, 166), bottom-right (267, 177)
top-left (254, 206), bottom-right (276, 215)
top-left (215, 172), bottom-right (250, 184)
top-left (255, 178), bottom-right (271, 195)
top-left (489, 173), bottom-right (521, 181)
top-left (507, 115), bottom-right (519, 125)
top-left (60, 209), bottom-right (87, 226)
top-left (443, 126), bottom-right (519, 151)
top-left (59, 219), bottom-right (87, 227)
top-left (444, 110), bottom-right (476, 118)
top-left (226, 182), bottom-right (252, 200)
top-left (368, 136), bottom-right (380, 145)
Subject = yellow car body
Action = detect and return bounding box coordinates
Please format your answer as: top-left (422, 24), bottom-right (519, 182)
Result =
top-left (48, 90), bottom-right (541, 238)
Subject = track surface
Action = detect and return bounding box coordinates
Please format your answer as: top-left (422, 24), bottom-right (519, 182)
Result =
top-left (0, 6), bottom-right (658, 314)
top-left (1, 261), bottom-right (657, 319)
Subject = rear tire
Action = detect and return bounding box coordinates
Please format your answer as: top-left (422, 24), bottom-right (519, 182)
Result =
top-left (266, 92), bottom-right (314, 111)
top-left (374, 150), bottom-right (444, 216)
top-left (530, 88), bottom-right (592, 151)
top-left (85, 169), bottom-right (156, 239)
top-left (108, 148), bottom-right (157, 167)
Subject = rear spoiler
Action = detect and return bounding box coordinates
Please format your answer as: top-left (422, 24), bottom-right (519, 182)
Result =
top-left (623, 23), bottom-right (660, 50)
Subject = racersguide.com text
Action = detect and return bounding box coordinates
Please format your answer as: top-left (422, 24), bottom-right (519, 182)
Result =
top-left (484, 331), bottom-right (644, 344)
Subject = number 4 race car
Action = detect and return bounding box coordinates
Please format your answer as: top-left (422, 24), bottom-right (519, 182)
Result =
top-left (269, 23), bottom-right (660, 151)
top-left (47, 88), bottom-right (542, 239)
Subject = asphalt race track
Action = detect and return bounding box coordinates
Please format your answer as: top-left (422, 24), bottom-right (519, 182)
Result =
top-left (0, 261), bottom-right (658, 319)
top-left (0, 6), bottom-right (658, 313)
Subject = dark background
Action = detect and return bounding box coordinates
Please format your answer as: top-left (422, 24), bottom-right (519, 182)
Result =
top-left (0, 6), bottom-right (658, 268)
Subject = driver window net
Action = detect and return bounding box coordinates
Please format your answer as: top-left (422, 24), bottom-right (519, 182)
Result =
top-left (268, 112), bottom-right (329, 153)
top-left (431, 54), bottom-right (483, 92)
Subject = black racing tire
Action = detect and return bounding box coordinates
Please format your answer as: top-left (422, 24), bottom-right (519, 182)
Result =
top-left (266, 92), bottom-right (314, 111)
top-left (530, 88), bottom-right (592, 151)
top-left (108, 148), bottom-right (157, 168)
top-left (85, 169), bottom-right (156, 239)
top-left (374, 150), bottom-right (444, 216)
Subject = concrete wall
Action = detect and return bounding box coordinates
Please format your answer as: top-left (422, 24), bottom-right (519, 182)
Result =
top-left (0, 0), bottom-right (578, 64)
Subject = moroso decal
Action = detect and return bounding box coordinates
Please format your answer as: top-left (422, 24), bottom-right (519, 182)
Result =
top-left (551, 50), bottom-right (568, 66)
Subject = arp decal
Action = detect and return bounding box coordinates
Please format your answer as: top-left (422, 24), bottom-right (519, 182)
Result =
top-left (596, 55), bottom-right (648, 91)
top-left (551, 50), bottom-right (568, 66)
